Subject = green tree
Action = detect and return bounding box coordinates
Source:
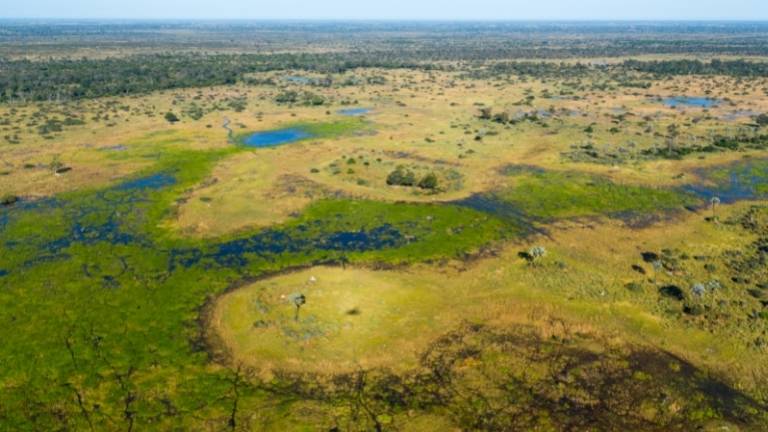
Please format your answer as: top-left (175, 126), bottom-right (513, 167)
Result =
top-left (386, 166), bottom-right (416, 187)
top-left (290, 293), bottom-right (306, 321)
top-left (666, 123), bottom-right (680, 155)
top-left (478, 106), bottom-right (493, 120)
top-left (418, 173), bottom-right (439, 190)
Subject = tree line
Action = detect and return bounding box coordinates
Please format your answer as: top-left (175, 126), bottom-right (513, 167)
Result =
top-left (3, 54), bottom-right (768, 103)
top-left (0, 53), bottom-right (431, 103)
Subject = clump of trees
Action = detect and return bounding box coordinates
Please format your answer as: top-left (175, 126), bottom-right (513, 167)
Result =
top-left (386, 166), bottom-right (439, 190)
top-left (0, 52), bottom-right (425, 103)
top-left (623, 59), bottom-right (768, 78)
top-left (386, 166), bottom-right (416, 186)
top-left (274, 90), bottom-right (326, 106)
top-left (418, 173), bottom-right (439, 190)
top-left (476, 106), bottom-right (551, 126)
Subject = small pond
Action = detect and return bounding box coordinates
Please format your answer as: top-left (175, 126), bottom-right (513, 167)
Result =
top-left (117, 173), bottom-right (177, 191)
top-left (338, 108), bottom-right (371, 116)
top-left (284, 76), bottom-right (311, 84)
top-left (242, 128), bottom-right (313, 148)
top-left (663, 97), bottom-right (719, 109)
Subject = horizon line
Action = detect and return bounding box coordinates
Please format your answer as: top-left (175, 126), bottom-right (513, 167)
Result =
top-left (2, 18), bottom-right (768, 22)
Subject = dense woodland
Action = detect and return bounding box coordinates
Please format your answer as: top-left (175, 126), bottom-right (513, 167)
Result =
top-left (1, 21), bottom-right (768, 102)
top-left (0, 53), bottom-right (429, 102)
top-left (3, 21), bottom-right (768, 102)
top-left (3, 21), bottom-right (768, 153)
top-left (4, 53), bottom-right (768, 103)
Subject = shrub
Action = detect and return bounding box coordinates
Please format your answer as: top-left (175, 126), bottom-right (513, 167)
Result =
top-left (0, 194), bottom-right (18, 206)
top-left (386, 166), bottom-right (416, 186)
top-left (519, 246), bottom-right (547, 265)
top-left (418, 173), bottom-right (439, 190)
top-left (275, 91), bottom-right (299, 104)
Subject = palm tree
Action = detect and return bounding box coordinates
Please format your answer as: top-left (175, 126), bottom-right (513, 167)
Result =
top-left (710, 196), bottom-right (721, 220)
top-left (666, 123), bottom-right (680, 155)
top-left (291, 293), bottom-right (306, 321)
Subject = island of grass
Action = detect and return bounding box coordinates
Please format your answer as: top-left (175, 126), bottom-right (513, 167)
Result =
top-left (209, 258), bottom-right (768, 430)
top-left (211, 267), bottom-right (456, 374)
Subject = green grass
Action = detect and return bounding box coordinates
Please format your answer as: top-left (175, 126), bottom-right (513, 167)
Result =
top-left (0, 136), bottom-right (514, 429)
top-left (289, 199), bottom-right (513, 263)
top-left (297, 117), bottom-right (368, 137)
top-left (497, 170), bottom-right (698, 219)
top-left (214, 267), bottom-right (458, 373)
top-left (0, 122), bottom-right (763, 430)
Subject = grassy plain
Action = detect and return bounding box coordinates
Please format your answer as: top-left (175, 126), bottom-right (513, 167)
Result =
top-left (3, 61), bottom-right (768, 430)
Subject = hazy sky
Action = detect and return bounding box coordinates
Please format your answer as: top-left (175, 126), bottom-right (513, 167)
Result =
top-left (3, 0), bottom-right (767, 20)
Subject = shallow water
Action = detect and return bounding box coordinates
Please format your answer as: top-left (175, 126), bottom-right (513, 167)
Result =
top-left (663, 97), bottom-right (719, 108)
top-left (116, 173), bottom-right (176, 191)
top-left (456, 194), bottom-right (529, 222)
top-left (683, 160), bottom-right (768, 203)
top-left (338, 108), bottom-right (371, 116)
top-left (285, 76), bottom-right (311, 84)
top-left (0, 170), bottom-right (409, 279)
top-left (242, 128), bottom-right (313, 148)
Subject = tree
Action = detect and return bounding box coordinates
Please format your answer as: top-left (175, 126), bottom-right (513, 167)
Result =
top-left (290, 293), bottom-right (306, 321)
top-left (492, 112), bottom-right (510, 123)
top-left (666, 123), bottom-right (679, 155)
top-left (520, 246), bottom-right (547, 265)
top-left (418, 173), bottom-right (439, 190)
top-left (710, 196), bottom-right (721, 221)
top-left (49, 155), bottom-right (64, 174)
top-left (386, 166), bottom-right (416, 187)
top-left (164, 112), bottom-right (180, 124)
top-left (274, 91), bottom-right (299, 104)
top-left (529, 246), bottom-right (547, 264)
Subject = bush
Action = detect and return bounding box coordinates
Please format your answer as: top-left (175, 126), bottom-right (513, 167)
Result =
top-left (275, 91), bottom-right (299, 104)
top-left (164, 112), bottom-right (180, 123)
top-left (386, 166), bottom-right (416, 187)
top-left (1, 194), bottom-right (18, 206)
top-left (418, 173), bottom-right (439, 190)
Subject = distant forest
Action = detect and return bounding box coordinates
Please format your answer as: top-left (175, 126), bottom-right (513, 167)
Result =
top-left (3, 55), bottom-right (768, 103)
top-left (2, 20), bottom-right (768, 102)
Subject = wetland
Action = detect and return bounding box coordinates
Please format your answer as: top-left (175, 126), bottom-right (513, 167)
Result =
top-left (1, 19), bottom-right (768, 431)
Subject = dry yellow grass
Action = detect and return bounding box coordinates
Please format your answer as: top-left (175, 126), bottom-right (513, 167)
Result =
top-left (210, 201), bottom-right (767, 392)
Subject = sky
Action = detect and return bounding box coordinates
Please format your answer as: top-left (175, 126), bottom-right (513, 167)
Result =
top-left (2, 0), bottom-right (768, 21)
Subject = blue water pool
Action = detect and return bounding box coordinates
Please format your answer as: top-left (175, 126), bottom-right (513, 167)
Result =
top-left (285, 76), bottom-right (311, 84)
top-left (242, 128), bottom-right (313, 148)
top-left (338, 108), bottom-right (371, 116)
top-left (663, 97), bottom-right (719, 108)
